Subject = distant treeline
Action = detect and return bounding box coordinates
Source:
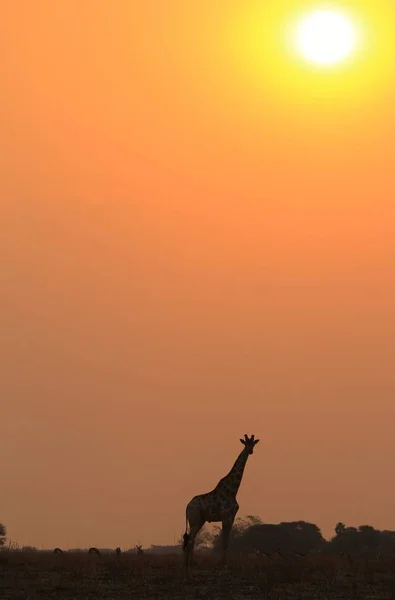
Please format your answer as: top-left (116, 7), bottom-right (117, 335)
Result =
top-left (2, 517), bottom-right (395, 557)
top-left (204, 517), bottom-right (395, 558)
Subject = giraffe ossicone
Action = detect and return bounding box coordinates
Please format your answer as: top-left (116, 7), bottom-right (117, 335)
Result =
top-left (183, 434), bottom-right (260, 572)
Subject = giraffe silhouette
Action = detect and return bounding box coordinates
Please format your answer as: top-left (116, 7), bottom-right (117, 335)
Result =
top-left (183, 433), bottom-right (259, 571)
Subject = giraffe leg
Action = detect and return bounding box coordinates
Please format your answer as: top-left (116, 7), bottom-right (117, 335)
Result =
top-left (221, 520), bottom-right (234, 566)
top-left (184, 521), bottom-right (204, 575)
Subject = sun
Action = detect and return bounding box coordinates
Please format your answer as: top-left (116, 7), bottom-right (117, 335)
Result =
top-left (295, 9), bottom-right (358, 66)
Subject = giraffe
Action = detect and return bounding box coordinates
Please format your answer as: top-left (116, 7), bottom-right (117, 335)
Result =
top-left (182, 433), bottom-right (259, 571)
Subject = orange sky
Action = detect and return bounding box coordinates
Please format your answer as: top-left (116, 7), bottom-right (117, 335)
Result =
top-left (1, 0), bottom-right (395, 550)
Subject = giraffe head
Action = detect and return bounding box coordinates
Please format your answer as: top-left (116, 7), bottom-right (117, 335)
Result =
top-left (240, 434), bottom-right (260, 454)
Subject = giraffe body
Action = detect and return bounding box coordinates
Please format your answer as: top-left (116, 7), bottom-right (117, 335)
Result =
top-left (183, 434), bottom-right (259, 573)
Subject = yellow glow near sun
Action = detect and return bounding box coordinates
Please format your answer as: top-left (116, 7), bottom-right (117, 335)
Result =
top-left (295, 10), bottom-right (357, 66)
top-left (222, 0), bottom-right (395, 112)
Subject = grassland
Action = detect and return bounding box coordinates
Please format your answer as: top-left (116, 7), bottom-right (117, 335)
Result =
top-left (0, 548), bottom-right (394, 599)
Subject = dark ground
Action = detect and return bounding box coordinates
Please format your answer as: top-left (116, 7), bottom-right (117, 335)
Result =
top-left (0, 550), bottom-right (394, 599)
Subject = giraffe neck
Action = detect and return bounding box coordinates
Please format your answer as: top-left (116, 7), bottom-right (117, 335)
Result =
top-left (216, 447), bottom-right (250, 497)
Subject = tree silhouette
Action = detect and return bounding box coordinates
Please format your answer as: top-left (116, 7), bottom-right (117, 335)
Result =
top-left (194, 526), bottom-right (214, 550)
top-left (335, 522), bottom-right (346, 536)
top-left (211, 518), bottom-right (325, 556)
top-left (329, 523), bottom-right (385, 557)
top-left (211, 515), bottom-right (263, 551)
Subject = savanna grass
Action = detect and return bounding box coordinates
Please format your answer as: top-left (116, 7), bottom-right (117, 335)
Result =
top-left (0, 547), bottom-right (394, 599)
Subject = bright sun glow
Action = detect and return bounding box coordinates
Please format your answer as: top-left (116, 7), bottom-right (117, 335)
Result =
top-left (296, 10), bottom-right (357, 66)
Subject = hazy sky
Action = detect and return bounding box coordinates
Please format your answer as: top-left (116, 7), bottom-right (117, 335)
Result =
top-left (1, 0), bottom-right (395, 550)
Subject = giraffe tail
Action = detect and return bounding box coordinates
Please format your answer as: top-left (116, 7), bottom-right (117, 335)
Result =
top-left (182, 513), bottom-right (189, 551)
